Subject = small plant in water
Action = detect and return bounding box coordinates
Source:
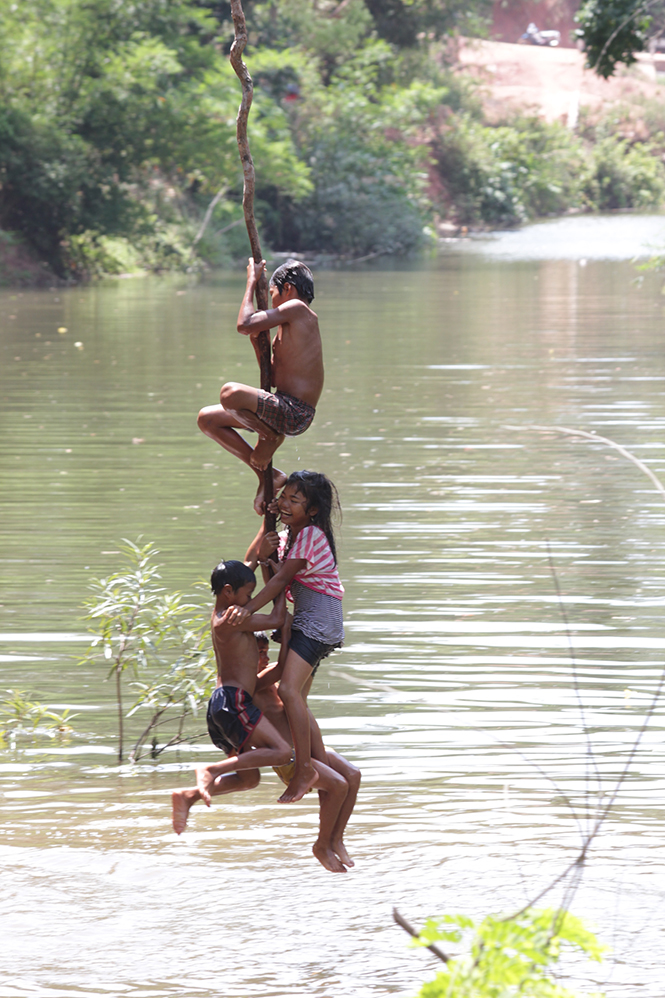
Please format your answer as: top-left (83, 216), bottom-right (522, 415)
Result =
top-left (410, 908), bottom-right (606, 998)
top-left (126, 620), bottom-right (215, 762)
top-left (81, 538), bottom-right (214, 763)
top-left (0, 689), bottom-right (78, 748)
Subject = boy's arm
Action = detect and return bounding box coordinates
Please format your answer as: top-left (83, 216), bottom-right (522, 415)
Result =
top-left (238, 298), bottom-right (306, 337)
top-left (255, 660), bottom-right (284, 692)
top-left (220, 558), bottom-right (305, 624)
top-left (232, 588), bottom-right (286, 633)
top-left (244, 524), bottom-right (264, 570)
top-left (245, 526), bottom-right (279, 574)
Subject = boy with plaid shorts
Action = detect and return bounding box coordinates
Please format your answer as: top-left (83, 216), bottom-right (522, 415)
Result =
top-left (198, 258), bottom-right (323, 515)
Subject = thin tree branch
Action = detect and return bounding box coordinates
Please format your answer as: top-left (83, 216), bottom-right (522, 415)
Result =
top-left (593, 0), bottom-right (658, 75)
top-left (193, 187), bottom-right (227, 245)
top-left (504, 424), bottom-right (665, 499)
top-left (502, 422), bottom-right (665, 918)
top-left (545, 539), bottom-right (603, 835)
top-left (392, 908), bottom-right (450, 963)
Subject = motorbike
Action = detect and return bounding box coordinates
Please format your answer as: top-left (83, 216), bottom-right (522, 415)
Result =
top-left (519, 22), bottom-right (561, 47)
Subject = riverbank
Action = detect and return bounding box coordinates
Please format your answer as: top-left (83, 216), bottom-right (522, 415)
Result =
top-left (0, 231), bottom-right (57, 287)
top-left (4, 4), bottom-right (665, 286)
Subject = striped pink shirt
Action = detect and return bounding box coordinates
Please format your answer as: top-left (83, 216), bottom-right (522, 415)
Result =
top-left (279, 525), bottom-right (344, 599)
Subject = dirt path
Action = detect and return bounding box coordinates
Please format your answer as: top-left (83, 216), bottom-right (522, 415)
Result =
top-left (457, 38), bottom-right (665, 124)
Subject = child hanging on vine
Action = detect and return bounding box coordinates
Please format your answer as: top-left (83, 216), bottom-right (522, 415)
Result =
top-left (198, 258), bottom-right (323, 515)
top-left (222, 470), bottom-right (344, 803)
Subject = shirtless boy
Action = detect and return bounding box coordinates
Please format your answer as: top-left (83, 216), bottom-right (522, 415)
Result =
top-left (182, 558), bottom-right (292, 804)
top-left (171, 564), bottom-right (359, 871)
top-left (197, 258), bottom-right (324, 515)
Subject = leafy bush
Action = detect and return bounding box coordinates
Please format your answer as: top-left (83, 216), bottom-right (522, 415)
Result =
top-left (2, 0), bottom-right (665, 276)
top-left (253, 43), bottom-right (443, 256)
top-left (583, 137), bottom-right (665, 210)
top-left (430, 114), bottom-right (589, 227)
top-left (412, 908), bottom-right (606, 998)
top-left (81, 539), bottom-right (214, 763)
top-left (0, 689), bottom-right (78, 747)
top-left (429, 111), bottom-right (665, 227)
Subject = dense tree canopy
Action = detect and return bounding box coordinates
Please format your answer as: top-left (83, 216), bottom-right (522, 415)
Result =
top-left (0, 0), bottom-right (663, 280)
top-left (576, 0), bottom-right (665, 78)
top-left (0, 0), bottom-right (494, 275)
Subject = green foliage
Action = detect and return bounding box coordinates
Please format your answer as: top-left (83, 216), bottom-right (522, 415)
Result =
top-left (252, 42), bottom-right (445, 256)
top-left (431, 114), bottom-right (589, 226)
top-left (212, 0), bottom-right (493, 54)
top-left (81, 539), bottom-right (214, 762)
top-left (583, 136), bottom-right (665, 209)
top-left (127, 619), bottom-right (215, 762)
top-left (576, 0), bottom-right (653, 79)
top-left (0, 0), bottom-right (306, 277)
top-left (364, 0), bottom-right (492, 47)
top-left (413, 908), bottom-right (606, 998)
top-left (429, 110), bottom-right (665, 226)
top-left (0, 689), bottom-right (78, 747)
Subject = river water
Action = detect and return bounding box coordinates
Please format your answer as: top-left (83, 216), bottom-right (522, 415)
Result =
top-left (3, 215), bottom-right (665, 997)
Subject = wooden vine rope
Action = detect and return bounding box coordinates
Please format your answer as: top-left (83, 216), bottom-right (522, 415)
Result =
top-left (229, 0), bottom-right (276, 532)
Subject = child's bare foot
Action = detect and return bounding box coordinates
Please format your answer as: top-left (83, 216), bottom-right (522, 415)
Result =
top-left (253, 467), bottom-right (287, 516)
top-left (278, 764), bottom-right (318, 803)
top-left (313, 841), bottom-right (347, 873)
top-left (332, 839), bottom-right (354, 868)
top-left (171, 789), bottom-right (198, 834)
top-left (250, 433), bottom-right (285, 472)
top-left (195, 766), bottom-right (215, 806)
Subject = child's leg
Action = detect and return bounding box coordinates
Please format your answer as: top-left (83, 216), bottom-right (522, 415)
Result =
top-left (196, 715), bottom-right (292, 805)
top-left (310, 759), bottom-right (348, 873)
top-left (307, 708), bottom-right (359, 866)
top-left (277, 648), bottom-right (319, 804)
top-left (197, 388), bottom-right (286, 514)
top-left (218, 382), bottom-right (285, 471)
top-left (171, 768), bottom-right (260, 835)
top-left (325, 750), bottom-right (361, 868)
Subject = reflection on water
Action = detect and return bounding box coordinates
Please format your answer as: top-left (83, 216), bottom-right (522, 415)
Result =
top-left (455, 211), bottom-right (665, 260)
top-left (3, 216), bottom-right (665, 996)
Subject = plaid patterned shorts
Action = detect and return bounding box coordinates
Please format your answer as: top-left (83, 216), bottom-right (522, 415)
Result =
top-left (255, 390), bottom-right (316, 437)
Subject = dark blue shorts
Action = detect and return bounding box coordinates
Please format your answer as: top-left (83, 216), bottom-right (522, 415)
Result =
top-left (288, 628), bottom-right (336, 678)
top-left (206, 685), bottom-right (262, 756)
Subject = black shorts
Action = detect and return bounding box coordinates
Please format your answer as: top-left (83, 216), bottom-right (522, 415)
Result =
top-left (206, 685), bottom-right (262, 755)
top-left (288, 628), bottom-right (337, 678)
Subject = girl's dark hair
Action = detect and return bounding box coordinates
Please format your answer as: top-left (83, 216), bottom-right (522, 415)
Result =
top-left (210, 560), bottom-right (255, 595)
top-left (283, 470), bottom-right (341, 563)
top-left (269, 260), bottom-right (314, 304)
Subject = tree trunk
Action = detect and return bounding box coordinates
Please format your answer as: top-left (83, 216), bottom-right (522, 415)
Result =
top-left (229, 1), bottom-right (276, 533)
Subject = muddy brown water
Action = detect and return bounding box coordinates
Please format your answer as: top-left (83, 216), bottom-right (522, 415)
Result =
top-left (3, 215), bottom-right (665, 997)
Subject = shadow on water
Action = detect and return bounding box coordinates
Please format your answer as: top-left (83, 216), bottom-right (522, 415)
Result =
top-left (3, 215), bottom-right (665, 995)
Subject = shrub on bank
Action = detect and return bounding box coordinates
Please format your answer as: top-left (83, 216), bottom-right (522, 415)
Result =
top-left (429, 113), bottom-right (665, 227)
top-left (430, 114), bottom-right (588, 226)
top-left (583, 137), bottom-right (665, 210)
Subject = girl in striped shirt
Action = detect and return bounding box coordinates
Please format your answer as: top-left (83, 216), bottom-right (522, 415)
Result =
top-left (223, 470), bottom-right (343, 803)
